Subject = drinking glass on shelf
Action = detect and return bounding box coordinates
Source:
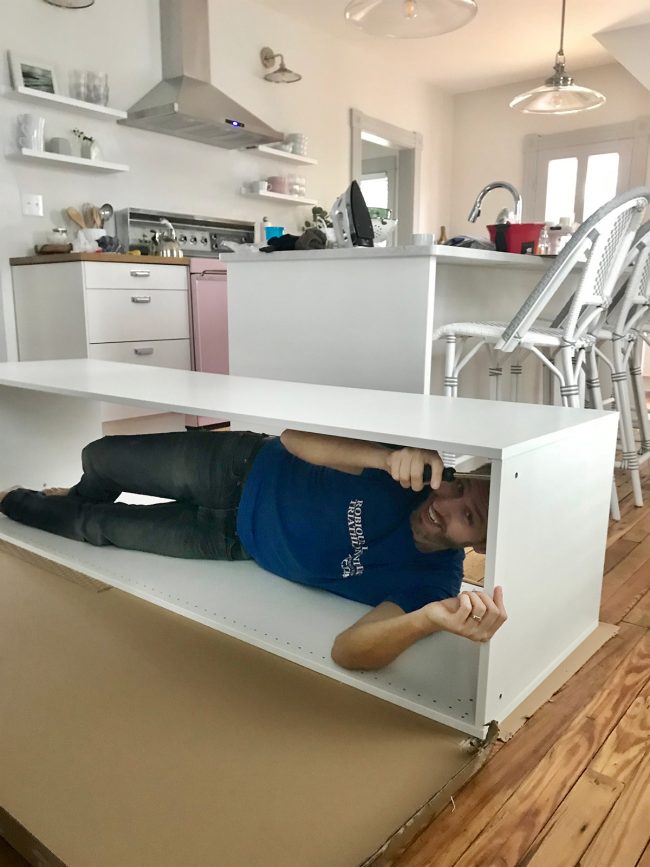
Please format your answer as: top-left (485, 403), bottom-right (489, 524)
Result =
top-left (17, 114), bottom-right (46, 151)
top-left (88, 71), bottom-right (109, 106)
top-left (69, 69), bottom-right (88, 101)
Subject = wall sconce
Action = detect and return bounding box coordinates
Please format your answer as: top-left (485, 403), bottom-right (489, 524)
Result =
top-left (260, 47), bottom-right (302, 83)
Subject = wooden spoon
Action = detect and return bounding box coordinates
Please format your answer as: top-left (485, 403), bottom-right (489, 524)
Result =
top-left (92, 206), bottom-right (102, 228)
top-left (66, 207), bottom-right (85, 229)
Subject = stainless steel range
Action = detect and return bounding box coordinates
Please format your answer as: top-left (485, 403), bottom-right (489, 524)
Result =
top-left (116, 207), bottom-right (255, 258)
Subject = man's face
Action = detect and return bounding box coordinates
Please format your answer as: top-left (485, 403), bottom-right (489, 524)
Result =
top-left (410, 478), bottom-right (490, 552)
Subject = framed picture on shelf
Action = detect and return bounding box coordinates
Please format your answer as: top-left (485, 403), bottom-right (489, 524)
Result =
top-left (8, 51), bottom-right (59, 94)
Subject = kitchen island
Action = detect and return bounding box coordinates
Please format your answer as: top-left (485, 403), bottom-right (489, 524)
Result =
top-left (224, 244), bottom-right (573, 400)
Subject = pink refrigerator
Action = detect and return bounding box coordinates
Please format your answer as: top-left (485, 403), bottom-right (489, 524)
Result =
top-left (187, 258), bottom-right (229, 428)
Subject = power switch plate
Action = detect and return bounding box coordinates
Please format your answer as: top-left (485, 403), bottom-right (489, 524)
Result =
top-left (22, 193), bottom-right (44, 217)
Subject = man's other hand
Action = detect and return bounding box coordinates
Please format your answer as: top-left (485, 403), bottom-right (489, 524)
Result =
top-left (420, 586), bottom-right (507, 642)
top-left (385, 447), bottom-right (444, 491)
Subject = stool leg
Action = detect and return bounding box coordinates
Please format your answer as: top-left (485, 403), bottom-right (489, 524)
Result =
top-left (629, 337), bottom-right (650, 454)
top-left (509, 349), bottom-right (523, 402)
top-left (612, 341), bottom-right (643, 507)
top-left (558, 346), bottom-right (581, 408)
top-left (587, 348), bottom-right (621, 520)
top-left (444, 335), bottom-right (459, 398)
top-left (487, 347), bottom-right (503, 401)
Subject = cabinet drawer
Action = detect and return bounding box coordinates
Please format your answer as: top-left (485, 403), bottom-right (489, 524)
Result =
top-left (88, 338), bottom-right (191, 370)
top-left (83, 261), bottom-right (188, 291)
top-left (86, 289), bottom-right (190, 343)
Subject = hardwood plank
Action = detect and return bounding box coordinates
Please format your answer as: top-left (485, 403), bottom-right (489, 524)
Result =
top-left (604, 538), bottom-right (638, 573)
top-left (622, 524), bottom-right (649, 544)
top-left (601, 560), bottom-right (650, 624)
top-left (590, 685), bottom-right (650, 785)
top-left (392, 624), bottom-right (646, 867)
top-left (523, 683), bottom-right (650, 866)
top-left (580, 751), bottom-right (650, 867)
top-left (520, 770), bottom-right (622, 867)
top-left (636, 843), bottom-right (650, 867)
top-left (437, 634), bottom-right (650, 867)
top-left (624, 586), bottom-right (650, 628)
top-left (601, 536), bottom-right (650, 601)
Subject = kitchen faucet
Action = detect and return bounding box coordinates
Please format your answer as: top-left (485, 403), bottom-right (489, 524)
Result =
top-left (467, 182), bottom-right (523, 224)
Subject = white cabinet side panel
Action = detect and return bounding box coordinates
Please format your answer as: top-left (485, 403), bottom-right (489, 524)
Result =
top-left (477, 413), bottom-right (618, 724)
top-left (227, 257), bottom-right (435, 394)
top-left (12, 263), bottom-right (88, 360)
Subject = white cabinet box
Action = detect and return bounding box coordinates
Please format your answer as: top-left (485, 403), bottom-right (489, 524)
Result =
top-left (11, 257), bottom-right (191, 422)
top-left (0, 360), bottom-right (618, 737)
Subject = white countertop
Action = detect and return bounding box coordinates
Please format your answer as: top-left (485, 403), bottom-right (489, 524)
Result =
top-left (0, 359), bottom-right (612, 460)
top-left (221, 244), bottom-right (555, 270)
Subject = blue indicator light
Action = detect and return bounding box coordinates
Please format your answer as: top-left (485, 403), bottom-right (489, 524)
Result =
top-left (226, 118), bottom-right (245, 128)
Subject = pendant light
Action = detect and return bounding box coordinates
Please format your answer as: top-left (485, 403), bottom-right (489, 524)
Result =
top-left (344, 0), bottom-right (478, 38)
top-left (509, 0), bottom-right (605, 115)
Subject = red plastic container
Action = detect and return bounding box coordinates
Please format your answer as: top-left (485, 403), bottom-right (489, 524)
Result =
top-left (487, 222), bottom-right (545, 254)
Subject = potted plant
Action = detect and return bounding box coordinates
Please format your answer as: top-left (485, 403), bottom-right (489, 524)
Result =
top-left (73, 127), bottom-right (100, 160)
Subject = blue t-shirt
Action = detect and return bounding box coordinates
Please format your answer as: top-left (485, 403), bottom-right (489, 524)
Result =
top-left (236, 438), bottom-right (464, 612)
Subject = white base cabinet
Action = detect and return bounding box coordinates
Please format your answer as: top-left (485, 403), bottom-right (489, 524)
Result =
top-left (11, 260), bottom-right (191, 422)
top-left (0, 360), bottom-right (618, 736)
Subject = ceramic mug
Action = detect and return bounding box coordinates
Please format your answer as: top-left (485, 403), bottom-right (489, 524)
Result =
top-left (17, 113), bottom-right (45, 151)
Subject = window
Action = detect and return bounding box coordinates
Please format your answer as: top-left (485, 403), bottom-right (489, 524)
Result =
top-left (360, 173), bottom-right (389, 210)
top-left (523, 118), bottom-right (650, 225)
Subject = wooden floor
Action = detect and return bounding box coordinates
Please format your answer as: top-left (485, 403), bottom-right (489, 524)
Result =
top-left (395, 464), bottom-right (650, 867)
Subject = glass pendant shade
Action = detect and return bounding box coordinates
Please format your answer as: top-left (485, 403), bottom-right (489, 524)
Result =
top-left (345, 0), bottom-right (478, 38)
top-left (44, 0), bottom-right (95, 7)
top-left (509, 80), bottom-right (606, 115)
top-left (510, 0), bottom-right (605, 115)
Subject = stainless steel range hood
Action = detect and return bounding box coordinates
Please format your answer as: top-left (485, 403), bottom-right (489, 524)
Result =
top-left (119, 0), bottom-right (282, 149)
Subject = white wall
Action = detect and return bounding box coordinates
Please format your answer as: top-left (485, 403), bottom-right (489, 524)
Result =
top-left (0, 0), bottom-right (453, 361)
top-left (450, 63), bottom-right (650, 238)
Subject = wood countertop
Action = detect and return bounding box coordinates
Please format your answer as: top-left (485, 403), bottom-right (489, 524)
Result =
top-left (10, 253), bottom-right (190, 266)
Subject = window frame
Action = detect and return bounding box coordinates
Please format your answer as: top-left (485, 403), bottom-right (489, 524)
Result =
top-left (522, 117), bottom-right (650, 223)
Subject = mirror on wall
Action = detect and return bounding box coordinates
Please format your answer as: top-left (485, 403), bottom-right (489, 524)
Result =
top-left (350, 109), bottom-right (422, 246)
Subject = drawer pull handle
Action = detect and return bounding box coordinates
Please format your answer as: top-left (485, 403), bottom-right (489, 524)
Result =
top-left (130, 270), bottom-right (151, 277)
top-left (131, 295), bottom-right (152, 303)
top-left (134, 347), bottom-right (154, 356)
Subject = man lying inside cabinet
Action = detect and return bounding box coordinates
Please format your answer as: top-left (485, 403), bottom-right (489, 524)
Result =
top-left (1, 430), bottom-right (506, 670)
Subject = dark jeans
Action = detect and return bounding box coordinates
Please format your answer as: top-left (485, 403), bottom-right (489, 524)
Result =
top-left (1, 431), bottom-right (269, 560)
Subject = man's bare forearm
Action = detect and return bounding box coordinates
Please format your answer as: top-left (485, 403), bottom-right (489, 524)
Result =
top-left (331, 609), bottom-right (439, 670)
top-left (280, 429), bottom-right (390, 475)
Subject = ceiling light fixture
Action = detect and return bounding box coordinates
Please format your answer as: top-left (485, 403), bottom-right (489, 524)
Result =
top-left (344, 0), bottom-right (478, 38)
top-left (43, 0), bottom-right (95, 7)
top-left (509, 0), bottom-right (605, 115)
top-left (260, 47), bottom-right (302, 83)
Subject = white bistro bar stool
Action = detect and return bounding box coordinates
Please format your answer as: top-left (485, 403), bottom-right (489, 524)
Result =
top-left (431, 188), bottom-right (650, 516)
top-left (588, 221), bottom-right (650, 507)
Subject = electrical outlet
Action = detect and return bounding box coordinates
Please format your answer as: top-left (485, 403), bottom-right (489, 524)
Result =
top-left (22, 193), bottom-right (43, 217)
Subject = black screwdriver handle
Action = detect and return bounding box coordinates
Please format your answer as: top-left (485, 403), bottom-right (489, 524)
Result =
top-left (422, 465), bottom-right (456, 484)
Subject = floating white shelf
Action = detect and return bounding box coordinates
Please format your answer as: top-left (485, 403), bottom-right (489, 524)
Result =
top-left (241, 189), bottom-right (317, 206)
top-left (16, 147), bottom-right (129, 173)
top-left (2, 85), bottom-right (127, 119)
top-left (247, 144), bottom-right (318, 166)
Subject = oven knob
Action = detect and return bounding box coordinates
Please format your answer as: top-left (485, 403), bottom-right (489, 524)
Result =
top-left (179, 234), bottom-right (187, 244)
top-left (200, 236), bottom-right (208, 244)
top-left (190, 236), bottom-right (198, 244)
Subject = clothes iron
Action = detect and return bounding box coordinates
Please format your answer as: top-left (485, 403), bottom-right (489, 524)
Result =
top-left (329, 180), bottom-right (374, 248)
